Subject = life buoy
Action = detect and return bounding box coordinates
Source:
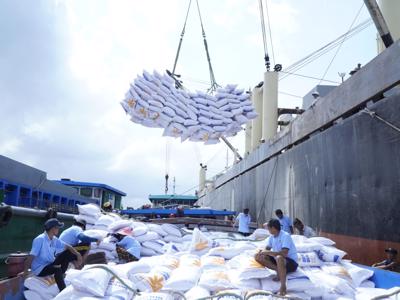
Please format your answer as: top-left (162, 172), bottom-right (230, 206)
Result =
top-left (0, 205), bottom-right (12, 228)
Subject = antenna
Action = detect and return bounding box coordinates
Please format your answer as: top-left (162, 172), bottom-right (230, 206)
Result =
top-left (338, 72), bottom-right (346, 83)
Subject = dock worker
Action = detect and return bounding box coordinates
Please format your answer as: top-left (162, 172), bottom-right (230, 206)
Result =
top-left (59, 217), bottom-right (101, 268)
top-left (23, 218), bottom-right (83, 291)
top-left (372, 248), bottom-right (400, 272)
top-left (113, 227), bottom-right (141, 262)
top-left (275, 209), bottom-right (294, 234)
top-left (293, 218), bottom-right (316, 238)
top-left (103, 201), bottom-right (113, 212)
top-left (233, 208), bottom-right (251, 236)
top-left (255, 219), bottom-right (298, 296)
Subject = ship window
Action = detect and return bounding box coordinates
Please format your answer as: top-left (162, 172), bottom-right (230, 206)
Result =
top-left (80, 187), bottom-right (92, 197)
top-left (93, 188), bottom-right (101, 198)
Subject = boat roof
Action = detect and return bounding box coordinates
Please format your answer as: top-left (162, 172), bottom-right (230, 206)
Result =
top-left (54, 180), bottom-right (127, 196)
top-left (148, 194), bottom-right (197, 203)
top-left (120, 208), bottom-right (235, 216)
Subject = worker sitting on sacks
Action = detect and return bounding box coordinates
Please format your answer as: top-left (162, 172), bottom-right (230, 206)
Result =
top-left (59, 217), bottom-right (101, 268)
top-left (113, 227), bottom-right (141, 262)
top-left (293, 218), bottom-right (316, 238)
top-left (372, 248), bottom-right (400, 272)
top-left (22, 218), bottom-right (83, 291)
top-left (255, 219), bottom-right (298, 296)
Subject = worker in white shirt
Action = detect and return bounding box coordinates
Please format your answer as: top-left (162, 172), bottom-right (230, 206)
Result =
top-left (293, 218), bottom-right (316, 238)
top-left (233, 208), bottom-right (251, 236)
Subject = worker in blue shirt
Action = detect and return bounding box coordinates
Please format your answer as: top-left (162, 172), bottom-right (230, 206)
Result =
top-left (255, 219), bottom-right (298, 296)
top-left (59, 217), bottom-right (101, 268)
top-left (275, 209), bottom-right (294, 234)
top-left (113, 227), bottom-right (141, 262)
top-left (23, 218), bottom-right (82, 291)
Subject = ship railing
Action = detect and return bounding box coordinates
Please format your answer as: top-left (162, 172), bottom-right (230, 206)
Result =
top-left (14, 197), bottom-right (78, 214)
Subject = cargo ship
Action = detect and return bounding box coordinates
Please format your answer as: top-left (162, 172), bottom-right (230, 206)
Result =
top-left (197, 1), bottom-right (400, 266)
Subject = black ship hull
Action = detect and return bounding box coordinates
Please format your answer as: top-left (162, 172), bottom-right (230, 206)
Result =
top-left (199, 42), bottom-right (400, 265)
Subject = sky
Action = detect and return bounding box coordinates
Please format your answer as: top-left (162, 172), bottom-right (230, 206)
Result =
top-left (0, 0), bottom-right (378, 208)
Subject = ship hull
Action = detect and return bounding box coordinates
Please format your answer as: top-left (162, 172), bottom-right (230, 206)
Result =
top-left (200, 91), bottom-right (400, 265)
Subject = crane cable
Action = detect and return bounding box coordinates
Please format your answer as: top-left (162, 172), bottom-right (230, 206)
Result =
top-left (258, 0), bottom-right (270, 70)
top-left (319, 3), bottom-right (365, 84)
top-left (195, 0), bottom-right (220, 93)
top-left (170, 0), bottom-right (220, 94)
top-left (172, 0), bottom-right (192, 76)
top-left (281, 18), bottom-right (372, 81)
top-left (264, 0), bottom-right (275, 65)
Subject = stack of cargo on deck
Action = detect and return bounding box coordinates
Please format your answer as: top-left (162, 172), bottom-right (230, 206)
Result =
top-left (120, 70), bottom-right (258, 144)
top-left (23, 205), bottom-right (400, 300)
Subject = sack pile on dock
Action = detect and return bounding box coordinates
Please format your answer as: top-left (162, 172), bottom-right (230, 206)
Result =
top-left (38, 224), bottom-right (400, 300)
top-left (120, 70), bottom-right (258, 144)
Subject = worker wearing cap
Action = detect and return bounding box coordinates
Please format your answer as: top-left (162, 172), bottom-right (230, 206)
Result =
top-left (59, 217), bottom-right (101, 268)
top-left (103, 201), bottom-right (112, 212)
top-left (372, 248), bottom-right (400, 272)
top-left (23, 218), bottom-right (83, 291)
top-left (113, 227), bottom-right (141, 262)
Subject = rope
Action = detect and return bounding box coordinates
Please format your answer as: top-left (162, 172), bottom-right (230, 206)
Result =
top-left (172, 0), bottom-right (192, 75)
top-left (258, 0), bottom-right (270, 70)
top-left (319, 3), bottom-right (364, 84)
top-left (264, 0), bottom-right (275, 65)
top-left (195, 0), bottom-right (220, 93)
top-left (256, 157), bottom-right (279, 225)
top-left (362, 108), bottom-right (400, 133)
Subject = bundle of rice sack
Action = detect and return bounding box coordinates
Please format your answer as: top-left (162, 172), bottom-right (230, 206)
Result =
top-left (69, 265), bottom-right (113, 297)
top-left (248, 228), bottom-right (269, 241)
top-left (53, 285), bottom-right (95, 300)
top-left (294, 242), bottom-right (323, 253)
top-left (163, 235), bottom-right (184, 243)
top-left (317, 246), bottom-right (347, 262)
top-left (108, 219), bottom-right (132, 233)
top-left (184, 286), bottom-right (210, 300)
top-left (297, 252), bottom-right (323, 267)
top-left (141, 247), bottom-right (157, 257)
top-left (308, 236), bottom-right (335, 246)
top-left (142, 240), bottom-right (165, 254)
top-left (200, 255), bottom-right (225, 270)
top-left (208, 243), bottom-right (255, 260)
top-left (341, 261), bottom-right (374, 287)
top-left (179, 254), bottom-right (201, 268)
top-left (111, 260), bottom-right (151, 279)
top-left (83, 229), bottom-right (109, 240)
top-left (303, 267), bottom-right (356, 298)
top-left (77, 204), bottom-right (101, 217)
top-left (230, 255), bottom-right (274, 280)
top-left (147, 224), bottom-right (168, 236)
top-left (130, 272), bottom-right (166, 292)
top-left (229, 270), bottom-right (261, 291)
top-left (198, 269), bottom-right (235, 292)
top-left (134, 292), bottom-right (174, 300)
top-left (189, 228), bottom-right (218, 255)
top-left (161, 224), bottom-right (182, 237)
top-left (104, 277), bottom-right (135, 300)
top-left (24, 276), bottom-right (59, 299)
top-left (136, 231), bottom-right (159, 243)
top-left (163, 267), bottom-right (202, 291)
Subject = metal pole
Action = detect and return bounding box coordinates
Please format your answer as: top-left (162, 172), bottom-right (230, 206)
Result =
top-left (364, 0), bottom-right (394, 48)
top-left (220, 136), bottom-right (243, 161)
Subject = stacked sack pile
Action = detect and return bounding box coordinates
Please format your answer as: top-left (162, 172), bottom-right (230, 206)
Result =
top-left (120, 70), bottom-right (258, 144)
top-left (49, 225), bottom-right (400, 300)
